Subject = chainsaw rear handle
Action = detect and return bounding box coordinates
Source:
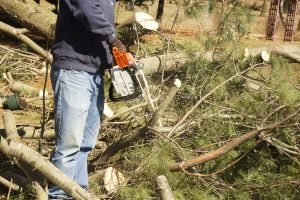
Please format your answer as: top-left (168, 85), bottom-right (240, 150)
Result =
top-left (112, 47), bottom-right (136, 69)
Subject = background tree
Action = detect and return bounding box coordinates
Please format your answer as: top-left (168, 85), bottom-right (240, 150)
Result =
top-left (156, 0), bottom-right (165, 21)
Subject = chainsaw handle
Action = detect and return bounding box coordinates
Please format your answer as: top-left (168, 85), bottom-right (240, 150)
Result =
top-left (112, 47), bottom-right (136, 69)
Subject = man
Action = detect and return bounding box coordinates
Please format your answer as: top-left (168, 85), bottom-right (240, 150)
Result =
top-left (49, 0), bottom-right (125, 199)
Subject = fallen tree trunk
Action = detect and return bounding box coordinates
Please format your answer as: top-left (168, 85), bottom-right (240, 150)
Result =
top-left (0, 0), bottom-right (56, 40)
top-left (2, 111), bottom-right (47, 200)
top-left (1, 111), bottom-right (99, 200)
top-left (0, 138), bottom-right (100, 200)
top-left (141, 45), bottom-right (300, 75)
top-left (169, 108), bottom-right (300, 172)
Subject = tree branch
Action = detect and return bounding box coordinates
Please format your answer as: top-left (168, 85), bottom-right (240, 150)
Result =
top-left (169, 108), bottom-right (300, 171)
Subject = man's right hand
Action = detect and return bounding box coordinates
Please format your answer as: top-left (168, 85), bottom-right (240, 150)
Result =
top-left (111, 38), bottom-right (126, 52)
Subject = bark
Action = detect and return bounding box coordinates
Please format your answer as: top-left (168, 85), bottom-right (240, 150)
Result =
top-left (93, 79), bottom-right (181, 166)
top-left (156, 175), bottom-right (175, 200)
top-left (169, 108), bottom-right (300, 171)
top-left (0, 0), bottom-right (56, 40)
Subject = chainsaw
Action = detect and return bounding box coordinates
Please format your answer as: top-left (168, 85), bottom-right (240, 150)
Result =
top-left (109, 47), bottom-right (155, 109)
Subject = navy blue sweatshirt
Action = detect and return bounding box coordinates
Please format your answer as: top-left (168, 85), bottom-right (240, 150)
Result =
top-left (51, 0), bottom-right (116, 73)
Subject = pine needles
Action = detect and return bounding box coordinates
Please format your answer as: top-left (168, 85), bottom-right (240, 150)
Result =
top-left (103, 1), bottom-right (300, 199)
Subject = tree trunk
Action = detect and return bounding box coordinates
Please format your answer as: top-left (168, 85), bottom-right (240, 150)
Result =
top-left (156, 0), bottom-right (165, 21)
top-left (0, 0), bottom-right (57, 40)
top-left (140, 45), bottom-right (300, 76)
top-left (279, 0), bottom-right (289, 27)
top-left (260, 0), bottom-right (267, 16)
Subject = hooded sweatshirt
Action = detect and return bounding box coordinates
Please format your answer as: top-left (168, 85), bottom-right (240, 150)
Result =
top-left (51, 0), bottom-right (116, 73)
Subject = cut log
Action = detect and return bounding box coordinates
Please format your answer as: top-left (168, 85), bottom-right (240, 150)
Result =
top-left (18, 127), bottom-right (55, 139)
top-left (3, 72), bottom-right (40, 96)
top-left (0, 0), bottom-right (56, 40)
top-left (0, 111), bottom-right (99, 200)
top-left (3, 111), bottom-right (19, 140)
top-left (116, 12), bottom-right (159, 31)
top-left (156, 175), bottom-right (174, 200)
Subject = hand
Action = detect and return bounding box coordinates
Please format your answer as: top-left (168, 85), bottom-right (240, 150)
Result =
top-left (111, 38), bottom-right (126, 52)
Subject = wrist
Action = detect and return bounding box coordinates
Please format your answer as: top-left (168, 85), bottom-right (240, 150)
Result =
top-left (107, 33), bottom-right (117, 44)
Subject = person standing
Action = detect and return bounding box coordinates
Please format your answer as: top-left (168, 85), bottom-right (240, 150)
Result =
top-left (49, 0), bottom-right (125, 199)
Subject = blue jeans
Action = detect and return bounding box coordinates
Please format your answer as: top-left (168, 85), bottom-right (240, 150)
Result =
top-left (48, 68), bottom-right (104, 199)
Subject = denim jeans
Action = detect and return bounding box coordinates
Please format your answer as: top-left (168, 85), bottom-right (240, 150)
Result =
top-left (48, 68), bottom-right (104, 199)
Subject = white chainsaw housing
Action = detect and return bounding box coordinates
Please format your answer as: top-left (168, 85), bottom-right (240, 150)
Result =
top-left (110, 66), bottom-right (135, 97)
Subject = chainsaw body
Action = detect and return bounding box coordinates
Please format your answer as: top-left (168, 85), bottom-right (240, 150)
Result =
top-left (109, 48), bottom-right (142, 101)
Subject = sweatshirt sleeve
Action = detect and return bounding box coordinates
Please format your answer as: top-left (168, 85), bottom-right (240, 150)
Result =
top-left (64, 0), bottom-right (117, 43)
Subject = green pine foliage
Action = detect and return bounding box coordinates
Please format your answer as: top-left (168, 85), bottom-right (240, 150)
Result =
top-left (100, 1), bottom-right (300, 199)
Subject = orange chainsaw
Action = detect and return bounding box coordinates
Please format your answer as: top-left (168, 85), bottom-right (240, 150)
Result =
top-left (109, 47), bottom-right (144, 102)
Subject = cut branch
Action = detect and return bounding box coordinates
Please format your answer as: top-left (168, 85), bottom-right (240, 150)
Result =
top-left (0, 21), bottom-right (53, 62)
top-left (0, 176), bottom-right (22, 192)
top-left (168, 63), bottom-right (261, 138)
top-left (2, 111), bottom-right (47, 199)
top-left (169, 108), bottom-right (300, 172)
top-left (93, 79), bottom-right (181, 166)
top-left (156, 175), bottom-right (175, 200)
top-left (0, 111), bottom-right (99, 200)
top-left (3, 72), bottom-right (40, 96)
top-left (0, 137), bottom-right (100, 200)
